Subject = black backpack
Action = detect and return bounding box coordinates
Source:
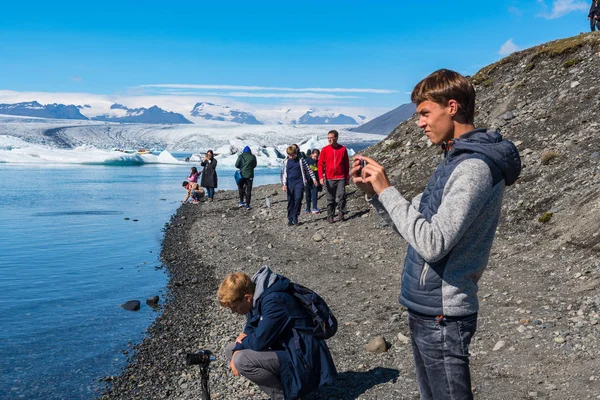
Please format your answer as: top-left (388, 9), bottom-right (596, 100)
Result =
top-left (287, 281), bottom-right (338, 339)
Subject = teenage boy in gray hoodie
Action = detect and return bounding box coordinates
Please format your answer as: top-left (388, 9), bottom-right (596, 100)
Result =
top-left (352, 69), bottom-right (521, 400)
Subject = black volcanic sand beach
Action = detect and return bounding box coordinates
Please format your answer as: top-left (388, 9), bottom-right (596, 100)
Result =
top-left (102, 183), bottom-right (600, 400)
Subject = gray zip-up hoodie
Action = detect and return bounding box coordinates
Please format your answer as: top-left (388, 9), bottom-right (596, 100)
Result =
top-left (372, 128), bottom-right (521, 316)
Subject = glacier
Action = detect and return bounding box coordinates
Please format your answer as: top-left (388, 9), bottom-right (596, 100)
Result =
top-left (0, 116), bottom-right (384, 166)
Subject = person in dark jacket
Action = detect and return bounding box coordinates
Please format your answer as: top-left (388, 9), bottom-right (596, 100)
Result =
top-left (352, 69), bottom-right (521, 400)
top-left (589, 0), bottom-right (599, 31)
top-left (235, 146), bottom-right (258, 209)
top-left (200, 150), bottom-right (218, 201)
top-left (219, 266), bottom-right (337, 400)
top-left (281, 146), bottom-right (317, 226)
top-left (304, 149), bottom-right (321, 214)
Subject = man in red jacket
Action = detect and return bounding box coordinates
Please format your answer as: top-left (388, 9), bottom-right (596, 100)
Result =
top-left (318, 130), bottom-right (350, 223)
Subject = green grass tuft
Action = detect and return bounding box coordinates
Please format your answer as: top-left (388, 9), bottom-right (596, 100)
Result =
top-left (538, 212), bottom-right (553, 223)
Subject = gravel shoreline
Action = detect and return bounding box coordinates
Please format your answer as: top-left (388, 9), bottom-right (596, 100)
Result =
top-left (101, 182), bottom-right (600, 400)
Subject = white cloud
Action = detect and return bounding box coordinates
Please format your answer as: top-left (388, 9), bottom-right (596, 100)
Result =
top-left (71, 76), bottom-right (83, 83)
top-left (498, 39), bottom-right (520, 55)
top-left (144, 90), bottom-right (361, 99)
top-left (508, 6), bottom-right (523, 16)
top-left (140, 84), bottom-right (396, 94)
top-left (537, 0), bottom-right (588, 19)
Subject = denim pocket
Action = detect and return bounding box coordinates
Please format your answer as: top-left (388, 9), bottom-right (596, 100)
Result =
top-left (456, 314), bottom-right (478, 356)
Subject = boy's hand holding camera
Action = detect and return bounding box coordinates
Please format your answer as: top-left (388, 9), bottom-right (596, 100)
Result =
top-left (351, 155), bottom-right (391, 197)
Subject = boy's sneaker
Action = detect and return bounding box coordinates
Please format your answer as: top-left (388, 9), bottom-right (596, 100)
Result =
top-left (245, 205), bottom-right (251, 210)
top-left (238, 202), bottom-right (245, 208)
top-left (338, 212), bottom-right (345, 221)
top-left (191, 199), bottom-right (199, 204)
top-left (304, 209), bottom-right (310, 214)
top-left (328, 216), bottom-right (335, 224)
top-left (311, 209), bottom-right (320, 214)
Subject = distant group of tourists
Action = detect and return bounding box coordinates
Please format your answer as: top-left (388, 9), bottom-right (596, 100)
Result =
top-left (280, 130), bottom-right (350, 226)
top-left (214, 69), bottom-right (521, 400)
top-left (180, 131), bottom-right (351, 226)
top-left (181, 150), bottom-right (218, 204)
top-left (589, 0), bottom-right (600, 31)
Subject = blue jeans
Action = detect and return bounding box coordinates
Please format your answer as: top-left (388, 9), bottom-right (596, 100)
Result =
top-left (408, 312), bottom-right (477, 400)
top-left (206, 187), bottom-right (215, 199)
top-left (191, 190), bottom-right (203, 201)
top-left (286, 181), bottom-right (304, 223)
top-left (304, 183), bottom-right (318, 211)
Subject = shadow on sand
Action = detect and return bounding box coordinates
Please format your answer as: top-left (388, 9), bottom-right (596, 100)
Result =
top-left (306, 367), bottom-right (401, 400)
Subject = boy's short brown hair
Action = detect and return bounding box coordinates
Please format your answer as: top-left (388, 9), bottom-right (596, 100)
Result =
top-left (217, 272), bottom-right (256, 308)
top-left (286, 145), bottom-right (297, 155)
top-left (411, 69), bottom-right (476, 124)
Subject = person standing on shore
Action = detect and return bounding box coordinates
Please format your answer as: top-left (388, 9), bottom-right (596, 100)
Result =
top-left (235, 146), bottom-right (257, 210)
top-left (352, 69), bottom-right (521, 400)
top-left (281, 146), bottom-right (318, 226)
top-left (304, 149), bottom-right (321, 214)
top-left (318, 130), bottom-right (349, 224)
top-left (218, 267), bottom-right (337, 400)
top-left (589, 0), bottom-right (599, 31)
top-left (200, 150), bottom-right (218, 201)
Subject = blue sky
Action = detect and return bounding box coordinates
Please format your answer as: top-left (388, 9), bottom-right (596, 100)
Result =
top-left (0, 0), bottom-right (594, 115)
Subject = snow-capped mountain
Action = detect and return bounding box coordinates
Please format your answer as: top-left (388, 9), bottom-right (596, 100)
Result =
top-left (291, 109), bottom-right (362, 125)
top-left (0, 98), bottom-right (374, 126)
top-left (0, 101), bottom-right (88, 120)
top-left (91, 104), bottom-right (192, 124)
top-left (189, 103), bottom-right (366, 126)
top-left (0, 101), bottom-right (193, 124)
top-left (190, 102), bottom-right (263, 125)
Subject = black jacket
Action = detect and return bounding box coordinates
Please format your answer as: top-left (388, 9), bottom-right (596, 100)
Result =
top-left (589, 1), bottom-right (599, 18)
top-left (200, 158), bottom-right (218, 188)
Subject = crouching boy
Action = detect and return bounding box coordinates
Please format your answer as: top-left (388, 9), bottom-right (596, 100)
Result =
top-left (218, 266), bottom-right (337, 400)
top-left (182, 180), bottom-right (204, 204)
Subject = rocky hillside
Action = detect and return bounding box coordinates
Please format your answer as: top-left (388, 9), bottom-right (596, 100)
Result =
top-left (366, 32), bottom-right (600, 241)
top-left (361, 32), bottom-right (600, 397)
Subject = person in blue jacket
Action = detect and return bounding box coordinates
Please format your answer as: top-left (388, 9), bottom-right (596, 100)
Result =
top-left (218, 266), bottom-right (337, 400)
top-left (281, 145), bottom-right (318, 226)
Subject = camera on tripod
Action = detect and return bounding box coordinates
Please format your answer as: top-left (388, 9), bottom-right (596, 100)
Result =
top-left (186, 349), bottom-right (214, 367)
top-left (185, 349), bottom-right (216, 400)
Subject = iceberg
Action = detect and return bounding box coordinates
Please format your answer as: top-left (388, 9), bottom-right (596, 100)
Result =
top-left (0, 144), bottom-right (184, 166)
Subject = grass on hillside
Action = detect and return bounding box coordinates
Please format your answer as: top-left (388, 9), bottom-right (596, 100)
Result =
top-left (472, 33), bottom-right (600, 86)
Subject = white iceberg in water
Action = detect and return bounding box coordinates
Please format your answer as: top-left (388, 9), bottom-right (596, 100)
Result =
top-left (0, 143), bottom-right (183, 165)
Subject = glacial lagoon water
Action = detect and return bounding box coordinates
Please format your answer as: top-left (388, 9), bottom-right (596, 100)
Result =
top-left (0, 161), bottom-right (281, 399)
